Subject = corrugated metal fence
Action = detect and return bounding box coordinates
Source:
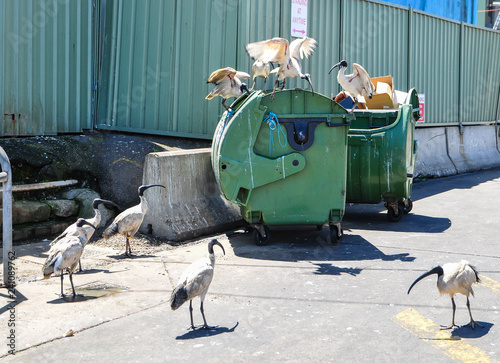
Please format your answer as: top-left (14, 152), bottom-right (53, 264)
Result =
top-left (1, 0), bottom-right (499, 138)
top-left (0, 0), bottom-right (94, 137)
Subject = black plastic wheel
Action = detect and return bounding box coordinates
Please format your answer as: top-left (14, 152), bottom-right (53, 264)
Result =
top-left (329, 225), bottom-right (343, 244)
top-left (387, 205), bottom-right (404, 222)
top-left (316, 224), bottom-right (323, 231)
top-left (401, 199), bottom-right (413, 214)
top-left (253, 225), bottom-right (271, 246)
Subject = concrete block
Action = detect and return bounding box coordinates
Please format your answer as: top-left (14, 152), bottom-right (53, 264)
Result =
top-left (141, 149), bottom-right (243, 241)
top-left (461, 125), bottom-right (500, 171)
top-left (44, 199), bottom-right (79, 218)
top-left (414, 127), bottom-right (457, 178)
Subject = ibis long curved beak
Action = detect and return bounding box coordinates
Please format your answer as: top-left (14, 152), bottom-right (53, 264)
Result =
top-left (208, 239), bottom-right (225, 255)
top-left (328, 61), bottom-right (343, 75)
top-left (407, 266), bottom-right (444, 294)
top-left (93, 198), bottom-right (119, 210)
top-left (138, 184), bottom-right (166, 196)
top-left (76, 218), bottom-right (96, 230)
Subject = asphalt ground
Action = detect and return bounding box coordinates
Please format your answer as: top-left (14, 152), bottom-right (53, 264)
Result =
top-left (1, 167), bottom-right (499, 362)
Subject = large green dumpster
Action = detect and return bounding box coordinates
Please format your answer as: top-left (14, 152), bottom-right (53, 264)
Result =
top-left (212, 89), bottom-right (350, 245)
top-left (346, 88), bottom-right (420, 221)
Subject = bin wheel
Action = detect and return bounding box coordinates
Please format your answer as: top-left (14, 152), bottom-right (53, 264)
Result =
top-left (400, 199), bottom-right (413, 214)
top-left (316, 224), bottom-right (323, 231)
top-left (329, 225), bottom-right (343, 244)
top-left (253, 225), bottom-right (271, 246)
top-left (387, 205), bottom-right (404, 222)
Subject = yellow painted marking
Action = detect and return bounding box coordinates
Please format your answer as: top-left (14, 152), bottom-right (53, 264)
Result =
top-left (392, 308), bottom-right (494, 363)
top-left (477, 275), bottom-right (500, 294)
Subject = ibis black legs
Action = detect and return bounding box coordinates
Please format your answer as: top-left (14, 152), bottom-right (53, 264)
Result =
top-left (187, 300), bottom-right (214, 330)
top-left (441, 297), bottom-right (459, 330)
top-left (466, 297), bottom-right (483, 329)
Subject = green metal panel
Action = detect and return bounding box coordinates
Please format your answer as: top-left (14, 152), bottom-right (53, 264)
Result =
top-left (0, 0), bottom-right (93, 136)
top-left (96, 0), bottom-right (239, 138)
top-left (340, 0), bottom-right (409, 92)
top-left (460, 24), bottom-right (500, 124)
top-left (212, 89), bottom-right (350, 226)
top-left (409, 11), bottom-right (461, 125)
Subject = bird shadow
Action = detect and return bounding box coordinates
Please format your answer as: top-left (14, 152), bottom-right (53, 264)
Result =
top-left (175, 322), bottom-right (239, 340)
top-left (76, 268), bottom-right (127, 275)
top-left (311, 263), bottom-right (362, 276)
top-left (106, 253), bottom-right (157, 260)
top-left (46, 294), bottom-right (99, 304)
top-left (450, 322), bottom-right (493, 339)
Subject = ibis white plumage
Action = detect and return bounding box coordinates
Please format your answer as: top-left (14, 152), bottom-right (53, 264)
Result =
top-left (42, 218), bottom-right (96, 297)
top-left (50, 198), bottom-right (118, 271)
top-left (103, 184), bottom-right (165, 257)
top-left (205, 67), bottom-right (251, 111)
top-left (329, 60), bottom-right (375, 111)
top-left (407, 260), bottom-right (483, 329)
top-left (245, 36), bottom-right (317, 99)
top-left (170, 239), bottom-right (225, 330)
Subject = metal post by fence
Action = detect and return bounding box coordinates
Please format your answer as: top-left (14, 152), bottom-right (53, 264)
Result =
top-left (0, 146), bottom-right (13, 287)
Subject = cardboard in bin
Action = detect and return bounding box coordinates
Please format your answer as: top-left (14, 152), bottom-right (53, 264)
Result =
top-left (365, 75), bottom-right (395, 109)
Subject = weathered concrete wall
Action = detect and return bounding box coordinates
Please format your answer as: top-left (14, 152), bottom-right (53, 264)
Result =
top-left (141, 149), bottom-right (243, 241)
top-left (414, 125), bottom-right (500, 177)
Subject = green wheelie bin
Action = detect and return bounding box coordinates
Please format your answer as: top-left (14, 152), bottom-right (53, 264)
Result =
top-left (346, 88), bottom-right (420, 221)
top-left (211, 89), bottom-right (350, 245)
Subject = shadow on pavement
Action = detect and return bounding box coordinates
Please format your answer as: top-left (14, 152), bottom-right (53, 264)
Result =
top-left (227, 228), bottom-right (415, 265)
top-left (175, 322), bottom-right (239, 340)
top-left (451, 322), bottom-right (493, 339)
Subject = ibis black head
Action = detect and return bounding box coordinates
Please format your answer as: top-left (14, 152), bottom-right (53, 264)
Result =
top-left (138, 184), bottom-right (166, 196)
top-left (407, 265), bottom-right (444, 294)
top-left (328, 60), bottom-right (348, 74)
top-left (92, 198), bottom-right (119, 210)
top-left (76, 218), bottom-right (96, 230)
top-left (301, 73), bottom-right (314, 96)
top-left (208, 239), bottom-right (225, 256)
top-left (240, 83), bottom-right (251, 95)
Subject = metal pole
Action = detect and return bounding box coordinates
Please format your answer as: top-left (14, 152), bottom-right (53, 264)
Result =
top-left (0, 146), bottom-right (13, 287)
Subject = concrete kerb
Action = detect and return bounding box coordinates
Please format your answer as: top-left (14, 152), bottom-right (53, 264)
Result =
top-left (414, 125), bottom-right (500, 178)
top-left (140, 149), bottom-right (243, 241)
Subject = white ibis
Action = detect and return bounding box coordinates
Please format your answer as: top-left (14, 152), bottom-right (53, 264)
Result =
top-left (170, 239), bottom-right (225, 330)
top-left (103, 184), bottom-right (165, 257)
top-left (250, 60), bottom-right (271, 90)
top-left (51, 198), bottom-right (118, 271)
top-left (205, 67), bottom-right (251, 111)
top-left (42, 218), bottom-right (95, 297)
top-left (329, 60), bottom-right (375, 111)
top-left (408, 261), bottom-right (483, 330)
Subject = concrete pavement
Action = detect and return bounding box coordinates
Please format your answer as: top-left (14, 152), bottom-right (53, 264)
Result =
top-left (1, 168), bottom-right (500, 362)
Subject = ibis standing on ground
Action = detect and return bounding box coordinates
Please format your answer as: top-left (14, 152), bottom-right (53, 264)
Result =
top-left (407, 260), bottom-right (483, 330)
top-left (103, 184), bottom-right (165, 257)
top-left (170, 239), bottom-right (225, 330)
top-left (43, 218), bottom-right (96, 297)
top-left (246, 36), bottom-right (317, 99)
top-left (329, 60), bottom-right (375, 111)
top-left (205, 67), bottom-right (251, 111)
top-left (50, 198), bottom-right (118, 271)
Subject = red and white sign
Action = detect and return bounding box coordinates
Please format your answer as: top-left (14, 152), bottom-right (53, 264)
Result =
top-left (291, 0), bottom-right (308, 38)
top-left (418, 94), bottom-right (425, 123)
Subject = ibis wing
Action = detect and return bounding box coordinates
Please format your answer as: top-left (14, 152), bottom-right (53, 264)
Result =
top-left (290, 37), bottom-right (317, 60)
top-left (352, 63), bottom-right (375, 95)
top-left (235, 71), bottom-right (251, 80)
top-left (207, 67), bottom-right (237, 84)
top-left (178, 259), bottom-right (214, 299)
top-left (245, 37), bottom-right (289, 65)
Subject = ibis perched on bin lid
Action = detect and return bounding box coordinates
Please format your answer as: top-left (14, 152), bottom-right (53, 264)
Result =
top-left (407, 260), bottom-right (483, 330)
top-left (246, 36), bottom-right (317, 99)
top-left (205, 67), bottom-right (251, 111)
